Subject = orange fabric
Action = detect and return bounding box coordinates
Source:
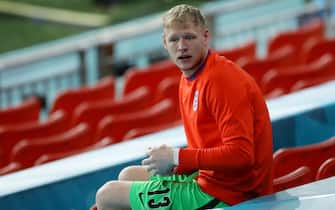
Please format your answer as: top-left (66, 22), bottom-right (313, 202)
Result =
top-left (175, 50), bottom-right (273, 205)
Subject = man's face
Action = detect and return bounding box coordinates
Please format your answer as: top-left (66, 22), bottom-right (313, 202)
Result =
top-left (163, 22), bottom-right (209, 77)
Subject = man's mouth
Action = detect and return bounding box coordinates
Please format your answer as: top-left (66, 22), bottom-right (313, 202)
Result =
top-left (178, 55), bottom-right (192, 60)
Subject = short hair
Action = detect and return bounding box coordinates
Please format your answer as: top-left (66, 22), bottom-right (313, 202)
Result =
top-left (162, 4), bottom-right (207, 29)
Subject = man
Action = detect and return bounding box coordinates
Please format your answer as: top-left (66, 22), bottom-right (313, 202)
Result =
top-left (96, 4), bottom-right (273, 210)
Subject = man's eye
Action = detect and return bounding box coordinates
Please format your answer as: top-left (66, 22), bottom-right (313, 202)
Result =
top-left (169, 38), bottom-right (178, 42)
top-left (184, 35), bottom-right (195, 40)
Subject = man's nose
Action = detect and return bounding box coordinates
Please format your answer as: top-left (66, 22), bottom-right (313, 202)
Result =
top-left (177, 39), bottom-right (188, 51)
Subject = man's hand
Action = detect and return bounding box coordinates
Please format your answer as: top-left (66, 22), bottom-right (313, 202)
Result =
top-left (142, 144), bottom-right (175, 176)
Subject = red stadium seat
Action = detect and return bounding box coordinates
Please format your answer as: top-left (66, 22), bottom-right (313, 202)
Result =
top-left (71, 87), bottom-right (151, 130)
top-left (241, 46), bottom-right (295, 85)
top-left (122, 59), bottom-right (180, 95)
top-left (96, 98), bottom-right (179, 143)
top-left (10, 123), bottom-right (93, 169)
top-left (0, 96), bottom-right (41, 127)
top-left (273, 136), bottom-right (335, 179)
top-left (89, 204), bottom-right (97, 210)
top-left (261, 54), bottom-right (335, 96)
top-left (303, 37), bottom-right (335, 63)
top-left (290, 76), bottom-right (335, 93)
top-left (0, 162), bottom-right (22, 176)
top-left (267, 18), bottom-right (325, 64)
top-left (123, 120), bottom-right (182, 140)
top-left (34, 137), bottom-right (112, 165)
top-left (49, 76), bottom-right (115, 116)
top-left (316, 158), bottom-right (335, 180)
top-left (217, 40), bottom-right (256, 64)
top-left (0, 110), bottom-right (70, 168)
top-left (273, 166), bottom-right (314, 192)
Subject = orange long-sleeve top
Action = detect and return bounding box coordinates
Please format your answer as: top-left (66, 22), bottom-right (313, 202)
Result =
top-left (175, 50), bottom-right (273, 205)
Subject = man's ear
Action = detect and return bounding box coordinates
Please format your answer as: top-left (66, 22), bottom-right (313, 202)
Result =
top-left (162, 33), bottom-right (167, 49)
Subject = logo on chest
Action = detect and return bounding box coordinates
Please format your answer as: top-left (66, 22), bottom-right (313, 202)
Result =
top-left (193, 90), bottom-right (199, 112)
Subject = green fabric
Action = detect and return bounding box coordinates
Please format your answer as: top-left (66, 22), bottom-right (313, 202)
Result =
top-left (129, 172), bottom-right (229, 209)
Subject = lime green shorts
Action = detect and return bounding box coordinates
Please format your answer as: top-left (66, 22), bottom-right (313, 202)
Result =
top-left (129, 172), bottom-right (229, 210)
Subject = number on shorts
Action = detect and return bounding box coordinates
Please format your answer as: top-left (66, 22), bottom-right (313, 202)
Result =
top-left (147, 188), bottom-right (171, 208)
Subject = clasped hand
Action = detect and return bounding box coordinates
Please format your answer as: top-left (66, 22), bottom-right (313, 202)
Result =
top-left (142, 144), bottom-right (175, 176)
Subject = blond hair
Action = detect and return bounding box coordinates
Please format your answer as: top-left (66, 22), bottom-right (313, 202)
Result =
top-left (162, 4), bottom-right (207, 29)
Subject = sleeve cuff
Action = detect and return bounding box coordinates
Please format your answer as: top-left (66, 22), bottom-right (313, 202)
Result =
top-left (172, 148), bottom-right (180, 165)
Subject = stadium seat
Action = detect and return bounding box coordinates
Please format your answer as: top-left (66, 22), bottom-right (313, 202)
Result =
top-left (303, 37), bottom-right (335, 63)
top-left (273, 136), bottom-right (335, 179)
top-left (71, 87), bottom-right (151, 130)
top-left (123, 120), bottom-right (182, 140)
top-left (217, 40), bottom-right (256, 64)
top-left (316, 158), bottom-right (335, 180)
top-left (10, 123), bottom-right (93, 169)
top-left (290, 76), bottom-right (335, 93)
top-left (273, 166), bottom-right (314, 192)
top-left (261, 54), bottom-right (335, 96)
top-left (122, 59), bottom-right (180, 95)
top-left (0, 162), bottom-right (22, 176)
top-left (267, 18), bottom-right (325, 64)
top-left (49, 76), bottom-right (115, 116)
top-left (89, 204), bottom-right (97, 210)
top-left (241, 46), bottom-right (295, 85)
top-left (0, 96), bottom-right (41, 127)
top-left (96, 98), bottom-right (179, 143)
top-left (0, 110), bottom-right (70, 168)
top-left (34, 137), bottom-right (112, 166)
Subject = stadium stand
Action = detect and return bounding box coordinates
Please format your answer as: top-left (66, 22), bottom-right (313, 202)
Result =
top-left (0, 0), bottom-right (335, 209)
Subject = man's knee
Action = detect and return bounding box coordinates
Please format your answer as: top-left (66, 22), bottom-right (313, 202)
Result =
top-left (118, 165), bottom-right (149, 181)
top-left (96, 181), bottom-right (120, 209)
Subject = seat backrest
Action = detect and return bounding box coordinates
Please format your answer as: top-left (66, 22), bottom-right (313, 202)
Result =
top-left (123, 60), bottom-right (180, 95)
top-left (96, 98), bottom-right (177, 143)
top-left (0, 110), bottom-right (70, 167)
top-left (241, 46), bottom-right (295, 85)
top-left (49, 76), bottom-right (115, 116)
top-left (0, 97), bottom-right (41, 127)
top-left (123, 120), bottom-right (181, 141)
top-left (34, 137), bottom-right (112, 166)
top-left (71, 86), bottom-right (151, 130)
top-left (261, 54), bottom-right (335, 95)
top-left (10, 123), bottom-right (93, 169)
top-left (316, 157), bottom-right (335, 180)
top-left (273, 136), bottom-right (335, 178)
top-left (267, 19), bottom-right (325, 62)
top-left (303, 37), bottom-right (335, 63)
top-left (218, 40), bottom-right (256, 63)
top-left (273, 166), bottom-right (314, 192)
